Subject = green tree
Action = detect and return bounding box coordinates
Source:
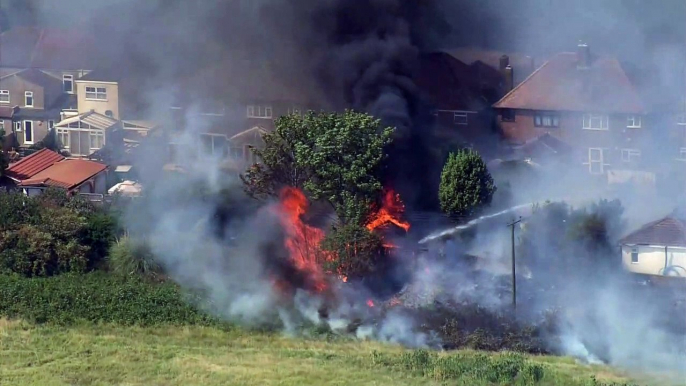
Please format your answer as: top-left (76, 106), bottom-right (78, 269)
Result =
top-left (242, 110), bottom-right (394, 226)
top-left (439, 149), bottom-right (496, 219)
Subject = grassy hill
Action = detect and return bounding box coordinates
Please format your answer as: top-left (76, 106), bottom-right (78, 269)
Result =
top-left (0, 319), bottom-right (649, 386)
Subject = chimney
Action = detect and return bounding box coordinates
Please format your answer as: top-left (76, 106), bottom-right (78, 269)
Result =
top-left (499, 54), bottom-right (510, 71)
top-left (577, 42), bottom-right (591, 69)
top-left (503, 65), bottom-right (514, 93)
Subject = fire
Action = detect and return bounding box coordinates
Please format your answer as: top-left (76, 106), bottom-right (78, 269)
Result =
top-left (277, 187), bottom-right (331, 292)
top-left (366, 299), bottom-right (375, 308)
top-left (366, 189), bottom-right (411, 233)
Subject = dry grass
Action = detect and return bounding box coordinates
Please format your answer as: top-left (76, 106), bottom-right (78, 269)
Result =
top-left (0, 320), bottom-right (658, 386)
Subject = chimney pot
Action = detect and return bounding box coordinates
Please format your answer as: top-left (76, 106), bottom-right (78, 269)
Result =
top-left (577, 42), bottom-right (591, 69)
top-left (499, 55), bottom-right (510, 71)
top-left (503, 65), bottom-right (514, 93)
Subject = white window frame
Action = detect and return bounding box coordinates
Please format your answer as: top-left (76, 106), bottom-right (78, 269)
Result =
top-left (621, 148), bottom-right (641, 163)
top-left (678, 147), bottom-right (686, 161)
top-left (582, 114), bottom-right (609, 130)
top-left (14, 121), bottom-right (21, 132)
top-left (24, 91), bottom-right (34, 107)
top-left (85, 86), bottom-right (107, 101)
top-left (534, 112), bottom-right (560, 128)
top-left (63, 74), bottom-right (74, 94)
top-left (57, 128), bottom-right (70, 149)
top-left (453, 112), bottom-right (468, 125)
top-left (246, 105), bottom-right (273, 119)
top-left (626, 115), bottom-right (641, 128)
top-left (585, 147), bottom-right (608, 175)
top-left (0, 120), bottom-right (4, 131)
top-left (23, 120), bottom-right (34, 144)
top-left (88, 130), bottom-right (105, 150)
top-left (677, 112), bottom-right (686, 126)
top-left (48, 120), bottom-right (55, 129)
top-left (200, 134), bottom-right (227, 157)
top-left (0, 90), bottom-right (9, 104)
top-left (630, 247), bottom-right (639, 264)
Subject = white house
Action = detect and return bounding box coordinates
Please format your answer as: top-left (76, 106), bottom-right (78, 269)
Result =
top-left (619, 210), bottom-right (686, 278)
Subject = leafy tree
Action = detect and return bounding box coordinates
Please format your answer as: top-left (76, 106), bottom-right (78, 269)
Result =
top-left (439, 149), bottom-right (496, 219)
top-left (242, 110), bottom-right (394, 226)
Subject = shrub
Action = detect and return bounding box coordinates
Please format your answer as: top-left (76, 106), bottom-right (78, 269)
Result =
top-left (0, 272), bottom-right (218, 326)
top-left (81, 212), bottom-right (118, 269)
top-left (108, 235), bottom-right (161, 278)
top-left (439, 149), bottom-right (496, 220)
top-left (321, 224), bottom-right (385, 279)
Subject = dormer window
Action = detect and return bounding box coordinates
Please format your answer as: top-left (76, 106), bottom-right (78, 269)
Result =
top-left (63, 74), bottom-right (74, 93)
top-left (626, 115), bottom-right (641, 128)
top-left (85, 86), bottom-right (107, 100)
top-left (247, 105), bottom-right (273, 119)
top-left (24, 91), bottom-right (34, 107)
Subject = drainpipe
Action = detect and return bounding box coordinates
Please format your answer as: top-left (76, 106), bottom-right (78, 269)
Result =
top-left (664, 246), bottom-right (669, 275)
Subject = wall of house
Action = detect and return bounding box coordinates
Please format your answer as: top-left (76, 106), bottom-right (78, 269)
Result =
top-left (76, 81), bottom-right (120, 118)
top-left (498, 109), bottom-right (651, 174)
top-left (0, 75), bottom-right (46, 109)
top-left (76, 173), bottom-right (107, 195)
top-left (621, 245), bottom-right (686, 278)
top-left (14, 119), bottom-right (50, 148)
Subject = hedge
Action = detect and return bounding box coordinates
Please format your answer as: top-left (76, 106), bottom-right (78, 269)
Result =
top-left (0, 272), bottom-right (222, 326)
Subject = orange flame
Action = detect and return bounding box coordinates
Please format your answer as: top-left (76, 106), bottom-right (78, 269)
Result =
top-left (366, 189), bottom-right (411, 233)
top-left (277, 187), bottom-right (331, 292)
top-left (366, 299), bottom-right (375, 308)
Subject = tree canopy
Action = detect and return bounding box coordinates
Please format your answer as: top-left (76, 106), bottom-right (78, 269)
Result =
top-left (241, 110), bottom-right (394, 226)
top-left (439, 149), bottom-right (496, 220)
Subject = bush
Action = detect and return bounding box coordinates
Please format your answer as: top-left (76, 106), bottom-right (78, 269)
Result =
top-left (0, 272), bottom-right (218, 326)
top-left (439, 149), bottom-right (496, 220)
top-left (108, 235), bottom-right (161, 278)
top-left (321, 224), bottom-right (385, 279)
top-left (0, 189), bottom-right (119, 276)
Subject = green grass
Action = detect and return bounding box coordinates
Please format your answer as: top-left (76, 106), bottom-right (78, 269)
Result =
top-left (0, 319), bottom-right (651, 386)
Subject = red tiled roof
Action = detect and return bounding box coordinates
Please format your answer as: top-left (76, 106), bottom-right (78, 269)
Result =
top-left (620, 215), bottom-right (686, 248)
top-left (415, 52), bottom-right (496, 111)
top-left (19, 159), bottom-right (107, 190)
top-left (493, 52), bottom-right (644, 114)
top-left (5, 149), bottom-right (65, 181)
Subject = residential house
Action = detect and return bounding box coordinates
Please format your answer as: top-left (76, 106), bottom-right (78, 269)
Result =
top-left (493, 43), bottom-right (650, 177)
top-left (53, 110), bottom-right (120, 157)
top-left (619, 209), bottom-right (686, 279)
top-left (0, 68), bottom-right (78, 148)
top-left (19, 158), bottom-right (108, 196)
top-left (414, 52), bottom-right (506, 158)
top-left (445, 47), bottom-right (537, 86)
top-left (74, 70), bottom-right (120, 119)
top-left (3, 148), bottom-right (65, 189)
top-left (0, 27), bottom-right (94, 86)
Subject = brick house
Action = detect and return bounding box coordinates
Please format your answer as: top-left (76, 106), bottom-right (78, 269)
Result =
top-left (493, 43), bottom-right (650, 176)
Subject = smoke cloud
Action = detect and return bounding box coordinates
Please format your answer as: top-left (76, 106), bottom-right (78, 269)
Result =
top-left (6, 0), bottom-right (686, 379)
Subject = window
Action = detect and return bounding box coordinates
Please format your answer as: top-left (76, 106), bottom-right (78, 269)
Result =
top-left (582, 114), bottom-right (609, 130)
top-left (621, 149), bottom-right (640, 163)
top-left (0, 120), bottom-right (4, 131)
top-left (57, 128), bottom-right (69, 148)
top-left (587, 148), bottom-right (607, 174)
top-left (677, 113), bottom-right (686, 125)
top-left (85, 86), bottom-right (107, 100)
top-left (0, 90), bottom-right (9, 103)
top-left (454, 112), bottom-right (468, 125)
top-left (501, 109), bottom-right (515, 122)
top-left (23, 121), bottom-right (33, 144)
top-left (631, 247), bottom-right (639, 264)
top-left (626, 115), bottom-right (641, 128)
top-left (48, 120), bottom-right (55, 129)
top-left (246, 105), bottom-right (273, 119)
top-left (14, 121), bottom-right (21, 132)
top-left (63, 74), bottom-right (74, 93)
top-left (89, 130), bottom-right (105, 150)
top-left (24, 91), bottom-right (33, 107)
top-left (200, 134), bottom-right (227, 157)
top-left (534, 112), bottom-right (560, 128)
